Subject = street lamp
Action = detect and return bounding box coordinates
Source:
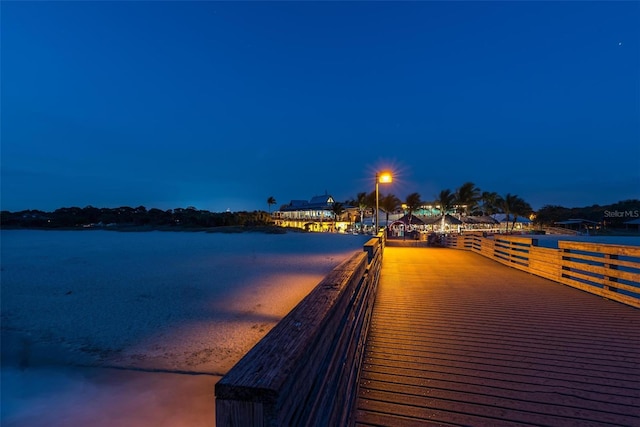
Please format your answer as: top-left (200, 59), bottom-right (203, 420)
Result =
top-left (375, 171), bottom-right (392, 232)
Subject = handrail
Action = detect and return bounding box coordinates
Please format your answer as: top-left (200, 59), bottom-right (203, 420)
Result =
top-left (215, 232), bottom-right (385, 426)
top-left (558, 241), bottom-right (640, 306)
top-left (443, 235), bottom-right (640, 308)
top-left (493, 236), bottom-right (537, 269)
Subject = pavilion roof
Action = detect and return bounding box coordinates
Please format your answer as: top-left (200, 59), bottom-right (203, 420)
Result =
top-left (396, 214), bottom-right (426, 225)
top-left (423, 214), bottom-right (463, 225)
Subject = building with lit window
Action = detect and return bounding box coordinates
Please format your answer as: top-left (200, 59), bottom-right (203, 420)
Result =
top-left (272, 195), bottom-right (358, 232)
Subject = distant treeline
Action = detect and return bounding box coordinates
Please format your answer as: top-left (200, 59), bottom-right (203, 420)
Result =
top-left (1, 199), bottom-right (639, 230)
top-left (535, 199), bottom-right (640, 228)
top-left (0, 206), bottom-right (273, 229)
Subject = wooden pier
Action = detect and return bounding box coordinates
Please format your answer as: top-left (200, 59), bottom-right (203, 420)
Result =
top-left (353, 246), bottom-right (640, 426)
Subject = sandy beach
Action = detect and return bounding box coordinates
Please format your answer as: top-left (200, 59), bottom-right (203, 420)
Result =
top-left (1, 230), bottom-right (369, 426)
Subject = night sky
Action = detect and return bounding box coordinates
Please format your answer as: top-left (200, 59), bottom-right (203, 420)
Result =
top-left (2, 1), bottom-right (638, 212)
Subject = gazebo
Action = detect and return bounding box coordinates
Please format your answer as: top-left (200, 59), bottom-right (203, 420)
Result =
top-left (388, 214), bottom-right (426, 237)
top-left (424, 214), bottom-right (463, 233)
top-left (492, 214), bottom-right (533, 232)
top-left (460, 215), bottom-right (500, 231)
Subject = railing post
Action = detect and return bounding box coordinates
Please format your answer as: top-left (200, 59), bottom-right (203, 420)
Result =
top-left (561, 247), bottom-right (571, 278)
top-left (603, 253), bottom-right (619, 292)
top-left (364, 242), bottom-right (375, 263)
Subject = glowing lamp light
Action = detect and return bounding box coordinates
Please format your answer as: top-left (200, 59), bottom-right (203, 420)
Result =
top-left (378, 172), bottom-right (392, 184)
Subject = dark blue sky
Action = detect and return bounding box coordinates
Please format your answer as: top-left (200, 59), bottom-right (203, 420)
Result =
top-left (2, 1), bottom-right (638, 212)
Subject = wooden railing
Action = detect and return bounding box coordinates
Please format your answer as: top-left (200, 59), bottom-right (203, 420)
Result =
top-left (443, 234), bottom-right (640, 308)
top-left (557, 241), bottom-right (640, 307)
top-left (215, 233), bottom-right (385, 426)
top-left (493, 236), bottom-right (537, 269)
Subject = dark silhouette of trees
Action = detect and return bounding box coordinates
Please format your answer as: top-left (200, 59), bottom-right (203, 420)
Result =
top-left (435, 189), bottom-right (456, 231)
top-left (455, 182), bottom-right (480, 216)
top-left (479, 191), bottom-right (500, 216)
top-left (331, 202), bottom-right (345, 232)
top-left (347, 191), bottom-right (373, 228)
top-left (355, 192), bottom-right (368, 227)
top-left (535, 199), bottom-right (639, 228)
top-left (267, 196), bottom-right (276, 214)
top-left (380, 193), bottom-right (402, 226)
top-left (498, 193), bottom-right (532, 232)
top-left (404, 193), bottom-right (422, 225)
top-left (0, 206), bottom-right (274, 230)
top-left (3, 195), bottom-right (636, 234)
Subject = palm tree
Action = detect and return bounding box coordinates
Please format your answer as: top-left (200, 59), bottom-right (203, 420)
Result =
top-left (380, 193), bottom-right (402, 227)
top-left (267, 196), bottom-right (276, 214)
top-left (479, 191), bottom-right (500, 216)
top-left (352, 192), bottom-right (368, 232)
top-left (455, 182), bottom-right (480, 216)
top-left (365, 191), bottom-right (378, 229)
top-left (435, 189), bottom-right (456, 232)
top-left (331, 202), bottom-right (345, 232)
top-left (499, 193), bottom-right (531, 232)
top-left (365, 191), bottom-right (377, 210)
top-left (499, 194), bottom-right (514, 232)
top-left (404, 192), bottom-right (422, 227)
top-left (497, 194), bottom-right (510, 232)
top-left (511, 197), bottom-right (532, 232)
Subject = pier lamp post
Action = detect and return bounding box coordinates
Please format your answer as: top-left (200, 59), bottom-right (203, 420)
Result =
top-left (375, 171), bottom-right (393, 232)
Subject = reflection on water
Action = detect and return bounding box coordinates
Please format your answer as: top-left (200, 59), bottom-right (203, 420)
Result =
top-left (1, 365), bottom-right (218, 427)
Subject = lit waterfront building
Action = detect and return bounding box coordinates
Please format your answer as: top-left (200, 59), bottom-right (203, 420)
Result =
top-left (272, 195), bottom-right (359, 232)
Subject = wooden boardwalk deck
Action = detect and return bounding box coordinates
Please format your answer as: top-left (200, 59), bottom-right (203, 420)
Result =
top-left (353, 247), bottom-right (640, 427)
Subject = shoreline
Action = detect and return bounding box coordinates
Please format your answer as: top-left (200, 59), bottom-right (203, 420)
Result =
top-left (1, 231), bottom-right (370, 425)
top-left (0, 224), bottom-right (306, 234)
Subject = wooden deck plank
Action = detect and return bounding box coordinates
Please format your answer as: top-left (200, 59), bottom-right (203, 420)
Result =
top-left (366, 334), bottom-right (639, 367)
top-left (360, 370), bottom-right (639, 409)
top-left (362, 355), bottom-right (639, 402)
top-left (355, 401), bottom-right (528, 427)
top-left (352, 247), bottom-right (640, 426)
top-left (357, 389), bottom-right (638, 427)
top-left (363, 349), bottom-right (639, 385)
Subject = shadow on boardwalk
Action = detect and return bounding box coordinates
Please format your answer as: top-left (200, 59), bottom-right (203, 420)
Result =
top-left (354, 247), bottom-right (640, 427)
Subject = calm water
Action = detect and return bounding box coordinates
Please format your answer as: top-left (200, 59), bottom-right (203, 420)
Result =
top-left (1, 229), bottom-right (371, 427)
